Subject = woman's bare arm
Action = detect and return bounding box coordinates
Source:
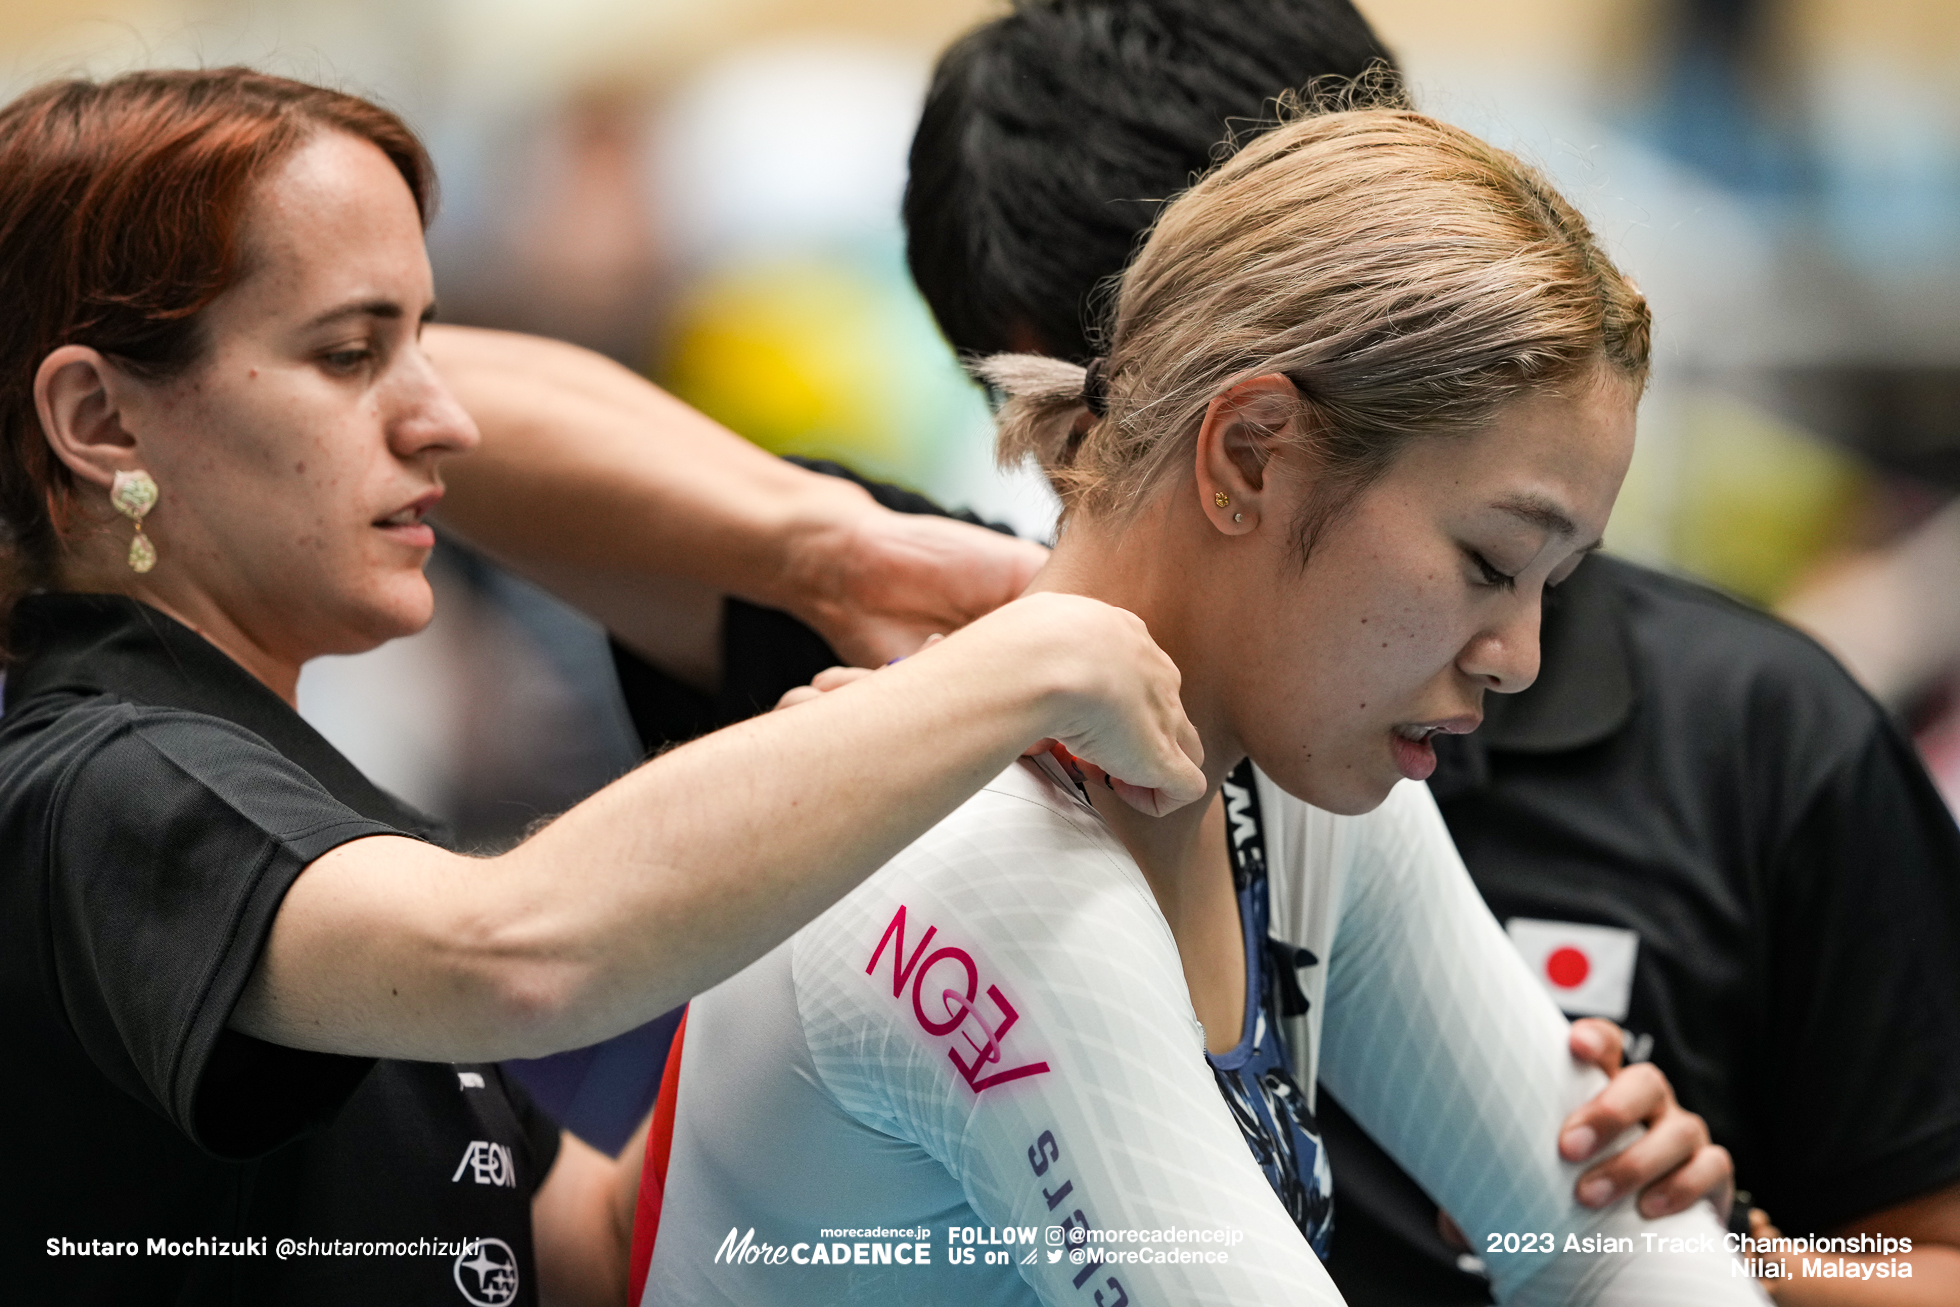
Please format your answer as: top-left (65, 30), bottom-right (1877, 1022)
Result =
top-left (425, 324), bottom-right (1049, 683)
top-left (230, 592), bottom-right (1204, 1062)
top-left (531, 1118), bottom-right (648, 1307)
top-left (1750, 1185), bottom-right (1960, 1306)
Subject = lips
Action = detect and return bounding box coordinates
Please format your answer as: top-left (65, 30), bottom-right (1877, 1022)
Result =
top-left (1387, 716), bottom-right (1480, 782)
top-left (374, 488), bottom-right (441, 547)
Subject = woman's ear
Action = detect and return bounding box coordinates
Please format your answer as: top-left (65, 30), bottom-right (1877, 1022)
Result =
top-left (34, 345), bottom-right (142, 490)
top-left (1193, 373), bottom-right (1301, 536)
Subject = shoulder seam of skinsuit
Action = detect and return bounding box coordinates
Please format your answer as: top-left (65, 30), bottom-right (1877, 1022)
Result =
top-left (980, 764), bottom-right (1134, 866)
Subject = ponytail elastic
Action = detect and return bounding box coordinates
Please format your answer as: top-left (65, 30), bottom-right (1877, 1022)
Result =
top-left (1081, 356), bottom-right (1110, 417)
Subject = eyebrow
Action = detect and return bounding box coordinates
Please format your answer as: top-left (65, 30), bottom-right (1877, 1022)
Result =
top-left (304, 298), bottom-right (439, 329)
top-left (1495, 494), bottom-right (1604, 553)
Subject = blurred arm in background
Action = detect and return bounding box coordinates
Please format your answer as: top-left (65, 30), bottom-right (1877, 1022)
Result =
top-left (424, 324), bottom-right (1048, 691)
top-left (1780, 499), bottom-right (1960, 710)
top-left (531, 1112), bottom-right (651, 1307)
top-left (1748, 1185), bottom-right (1960, 1306)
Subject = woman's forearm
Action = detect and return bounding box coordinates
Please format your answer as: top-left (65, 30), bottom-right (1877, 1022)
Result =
top-left (1754, 1185), bottom-right (1960, 1306)
top-left (1760, 1251), bottom-right (1960, 1306)
top-left (481, 627), bottom-right (1080, 1050)
top-left (425, 324), bottom-right (872, 671)
top-left (424, 324), bottom-right (1047, 669)
top-left (429, 325), bottom-right (875, 595)
top-left (234, 592), bottom-right (1203, 1061)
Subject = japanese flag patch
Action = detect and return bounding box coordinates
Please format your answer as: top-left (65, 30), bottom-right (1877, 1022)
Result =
top-left (1504, 918), bottom-right (1640, 1021)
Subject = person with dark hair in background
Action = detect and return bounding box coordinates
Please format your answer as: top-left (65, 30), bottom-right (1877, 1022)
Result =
top-left (895, 3), bottom-right (1960, 1304)
top-left (904, 0), bottom-right (1387, 366)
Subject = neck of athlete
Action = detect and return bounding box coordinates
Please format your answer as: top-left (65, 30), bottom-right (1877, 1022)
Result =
top-left (1026, 491), bottom-right (1248, 1050)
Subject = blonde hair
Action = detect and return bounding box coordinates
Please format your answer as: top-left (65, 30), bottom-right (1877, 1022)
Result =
top-left (981, 106), bottom-right (1650, 547)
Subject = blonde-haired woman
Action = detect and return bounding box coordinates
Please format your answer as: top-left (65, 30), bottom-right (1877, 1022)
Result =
top-left (636, 109), bottom-right (1764, 1306)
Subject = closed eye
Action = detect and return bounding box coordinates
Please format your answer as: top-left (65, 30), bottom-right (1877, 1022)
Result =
top-left (1465, 548), bottom-right (1517, 591)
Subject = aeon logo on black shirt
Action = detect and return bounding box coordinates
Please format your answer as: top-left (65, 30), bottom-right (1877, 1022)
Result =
top-left (865, 903), bottom-right (1051, 1094)
top-left (452, 1140), bottom-right (517, 1188)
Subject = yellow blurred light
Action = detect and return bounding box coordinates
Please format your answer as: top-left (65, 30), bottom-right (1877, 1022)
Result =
top-left (1667, 395), bottom-right (1869, 605)
top-left (660, 254), bottom-right (972, 490)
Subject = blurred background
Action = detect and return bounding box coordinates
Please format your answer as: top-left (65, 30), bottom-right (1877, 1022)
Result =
top-left (8, 0), bottom-right (1956, 1142)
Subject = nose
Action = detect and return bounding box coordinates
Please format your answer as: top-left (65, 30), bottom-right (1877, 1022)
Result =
top-left (385, 348), bottom-right (481, 462)
top-left (1456, 594), bottom-right (1542, 694)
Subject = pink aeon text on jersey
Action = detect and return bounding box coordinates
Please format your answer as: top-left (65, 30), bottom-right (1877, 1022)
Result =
top-left (866, 904), bottom-right (1052, 1093)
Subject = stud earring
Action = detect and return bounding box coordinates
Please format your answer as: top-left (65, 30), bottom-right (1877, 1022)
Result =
top-left (1233, 512), bottom-right (1244, 523)
top-left (110, 470), bottom-right (159, 573)
top-left (1213, 490), bottom-right (1231, 509)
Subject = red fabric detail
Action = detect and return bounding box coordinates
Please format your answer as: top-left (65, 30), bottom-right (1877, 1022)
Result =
top-left (627, 1007), bottom-right (687, 1307)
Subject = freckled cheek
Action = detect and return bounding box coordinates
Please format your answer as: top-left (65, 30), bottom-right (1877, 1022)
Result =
top-left (268, 412), bottom-right (373, 528)
top-left (1345, 604), bottom-right (1459, 708)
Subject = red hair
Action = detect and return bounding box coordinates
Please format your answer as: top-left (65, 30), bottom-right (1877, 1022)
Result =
top-left (0, 67), bottom-right (435, 618)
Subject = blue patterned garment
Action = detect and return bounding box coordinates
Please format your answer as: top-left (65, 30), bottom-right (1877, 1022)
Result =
top-left (1209, 760), bottom-right (1335, 1259)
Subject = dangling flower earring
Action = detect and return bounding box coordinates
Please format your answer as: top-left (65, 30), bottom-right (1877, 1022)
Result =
top-left (110, 470), bottom-right (159, 573)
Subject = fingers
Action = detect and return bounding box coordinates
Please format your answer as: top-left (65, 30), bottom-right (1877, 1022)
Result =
top-left (1563, 1050), bottom-right (1734, 1217)
top-left (774, 685), bottom-right (823, 711)
top-left (1170, 714), bottom-right (1204, 787)
top-left (872, 630), bottom-right (947, 663)
top-left (1057, 754), bottom-right (1192, 820)
top-left (1568, 1018), bottom-right (1625, 1076)
top-left (1092, 729), bottom-right (1206, 816)
top-left (1560, 1061), bottom-right (1668, 1163)
top-left (1019, 596), bottom-right (1205, 811)
top-left (1632, 1144), bottom-right (1733, 1221)
top-left (773, 665), bottom-right (876, 711)
top-left (811, 665), bottom-right (877, 691)
top-left (1568, 1097), bottom-right (1709, 1207)
top-left (1110, 775), bottom-right (1187, 818)
top-left (1128, 705), bottom-right (1207, 806)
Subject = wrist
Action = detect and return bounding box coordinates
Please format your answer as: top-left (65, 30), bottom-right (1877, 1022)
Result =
top-left (961, 592), bottom-right (1104, 738)
top-left (891, 594), bottom-right (1071, 745)
top-left (767, 471), bottom-right (880, 631)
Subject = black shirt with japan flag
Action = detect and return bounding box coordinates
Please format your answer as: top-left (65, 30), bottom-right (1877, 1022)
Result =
top-left (0, 594), bottom-right (560, 1306)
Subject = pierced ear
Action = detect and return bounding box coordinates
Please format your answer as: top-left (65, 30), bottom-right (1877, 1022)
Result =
top-left (1193, 373), bottom-right (1300, 536)
top-left (34, 345), bottom-right (142, 491)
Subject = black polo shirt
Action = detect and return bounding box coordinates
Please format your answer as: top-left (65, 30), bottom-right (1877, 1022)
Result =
top-left (1319, 554), bottom-right (1960, 1306)
top-left (1, 594), bottom-right (559, 1306)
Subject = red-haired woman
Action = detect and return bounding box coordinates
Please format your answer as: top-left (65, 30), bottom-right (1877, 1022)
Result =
top-left (0, 68), bottom-right (1203, 1305)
